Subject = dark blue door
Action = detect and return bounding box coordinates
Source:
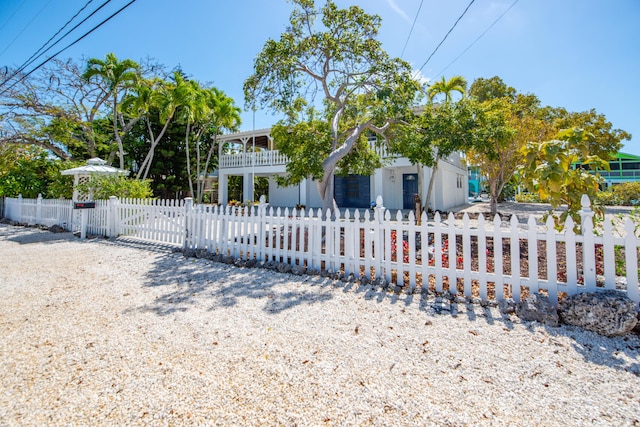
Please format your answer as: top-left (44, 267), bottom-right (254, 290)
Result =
top-left (402, 173), bottom-right (418, 209)
top-left (334, 175), bottom-right (370, 208)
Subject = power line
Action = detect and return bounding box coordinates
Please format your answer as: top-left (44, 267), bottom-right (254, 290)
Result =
top-left (0, 0), bottom-right (139, 97)
top-left (0, 0), bottom-right (111, 90)
top-left (417, 0), bottom-right (476, 73)
top-left (0, 0), bottom-right (54, 58)
top-left (433, 0), bottom-right (521, 79)
top-left (17, 0), bottom-right (97, 74)
top-left (0, 0), bottom-right (27, 33)
top-left (400, 0), bottom-right (424, 59)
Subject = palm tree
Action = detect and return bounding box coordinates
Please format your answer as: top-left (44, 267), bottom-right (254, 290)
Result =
top-left (172, 74), bottom-right (206, 198)
top-left (83, 53), bottom-right (140, 169)
top-left (126, 77), bottom-right (178, 180)
top-left (427, 75), bottom-right (467, 104)
top-left (197, 88), bottom-right (241, 202)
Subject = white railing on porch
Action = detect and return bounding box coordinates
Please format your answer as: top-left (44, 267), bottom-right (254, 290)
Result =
top-left (219, 150), bottom-right (290, 169)
top-left (3, 194), bottom-right (639, 307)
top-left (218, 140), bottom-right (400, 170)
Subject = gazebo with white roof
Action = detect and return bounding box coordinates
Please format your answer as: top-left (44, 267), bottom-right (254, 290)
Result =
top-left (61, 157), bottom-right (129, 200)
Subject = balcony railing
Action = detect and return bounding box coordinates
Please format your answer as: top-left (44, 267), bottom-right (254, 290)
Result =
top-left (217, 143), bottom-right (465, 170)
top-left (219, 150), bottom-right (290, 169)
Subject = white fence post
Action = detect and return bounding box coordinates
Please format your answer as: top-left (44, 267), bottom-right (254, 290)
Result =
top-left (36, 194), bottom-right (42, 224)
top-left (579, 194), bottom-right (596, 291)
top-left (258, 195), bottom-right (267, 262)
top-left (624, 219), bottom-right (639, 305)
top-left (17, 194), bottom-right (23, 223)
top-left (183, 197), bottom-right (193, 250)
top-left (107, 196), bottom-right (119, 237)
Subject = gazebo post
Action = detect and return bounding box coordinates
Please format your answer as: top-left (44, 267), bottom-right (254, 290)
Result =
top-left (61, 158), bottom-right (129, 238)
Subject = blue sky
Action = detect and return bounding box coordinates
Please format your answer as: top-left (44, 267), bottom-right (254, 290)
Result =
top-left (1, 0), bottom-right (638, 154)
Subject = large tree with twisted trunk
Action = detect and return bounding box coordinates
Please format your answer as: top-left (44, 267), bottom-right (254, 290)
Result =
top-left (244, 0), bottom-right (420, 212)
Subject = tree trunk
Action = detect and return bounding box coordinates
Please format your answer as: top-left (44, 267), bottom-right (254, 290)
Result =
top-left (112, 95), bottom-right (125, 170)
top-left (424, 159), bottom-right (439, 212)
top-left (137, 114), bottom-right (172, 180)
top-left (317, 170), bottom-right (337, 216)
top-left (200, 135), bottom-right (218, 204)
top-left (317, 123), bottom-right (370, 215)
top-left (185, 122), bottom-right (194, 197)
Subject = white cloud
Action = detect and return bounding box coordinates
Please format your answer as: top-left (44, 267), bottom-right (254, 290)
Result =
top-left (386, 0), bottom-right (412, 24)
top-left (411, 68), bottom-right (430, 87)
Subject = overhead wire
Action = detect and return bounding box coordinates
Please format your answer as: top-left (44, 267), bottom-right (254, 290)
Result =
top-left (0, 0), bottom-right (27, 33)
top-left (417, 0), bottom-right (476, 73)
top-left (0, 0), bottom-right (139, 97)
top-left (433, 0), bottom-right (521, 79)
top-left (0, 0), bottom-right (54, 57)
top-left (400, 0), bottom-right (424, 59)
top-left (0, 0), bottom-right (111, 89)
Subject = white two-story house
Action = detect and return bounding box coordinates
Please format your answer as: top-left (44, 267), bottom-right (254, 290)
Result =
top-left (214, 128), bottom-right (468, 212)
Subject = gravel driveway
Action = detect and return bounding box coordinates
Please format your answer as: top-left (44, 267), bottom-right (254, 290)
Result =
top-left (0, 223), bottom-right (639, 426)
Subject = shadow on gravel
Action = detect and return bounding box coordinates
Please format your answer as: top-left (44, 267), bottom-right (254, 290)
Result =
top-left (128, 250), bottom-right (335, 317)
top-left (0, 224), bottom-right (76, 245)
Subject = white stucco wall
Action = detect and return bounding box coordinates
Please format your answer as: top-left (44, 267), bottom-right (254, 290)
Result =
top-left (268, 177), bottom-right (299, 208)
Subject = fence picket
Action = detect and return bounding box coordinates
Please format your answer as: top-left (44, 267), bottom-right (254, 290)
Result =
top-left (546, 216), bottom-right (558, 304)
top-left (477, 215), bottom-right (487, 300)
top-left (434, 212), bottom-right (443, 293)
top-left (527, 216), bottom-right (538, 295)
top-left (510, 215), bottom-right (521, 302)
top-left (462, 214), bottom-right (472, 297)
top-left (447, 213), bottom-right (457, 294)
top-left (624, 219), bottom-right (639, 303)
top-left (493, 215), bottom-right (504, 301)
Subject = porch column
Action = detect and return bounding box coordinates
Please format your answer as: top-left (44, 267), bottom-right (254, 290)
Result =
top-left (243, 172), bottom-right (254, 203)
top-left (218, 171), bottom-right (228, 205)
top-left (373, 169), bottom-right (384, 202)
top-left (299, 178), bottom-right (307, 207)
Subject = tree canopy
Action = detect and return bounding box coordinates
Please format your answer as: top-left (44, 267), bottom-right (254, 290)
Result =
top-left (244, 0), bottom-right (420, 211)
top-left (0, 54), bottom-right (241, 199)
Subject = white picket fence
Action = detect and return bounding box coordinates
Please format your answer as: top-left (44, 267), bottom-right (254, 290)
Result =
top-left (4, 194), bottom-right (640, 307)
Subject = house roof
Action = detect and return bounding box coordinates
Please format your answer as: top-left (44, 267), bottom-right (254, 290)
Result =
top-left (613, 152), bottom-right (640, 161)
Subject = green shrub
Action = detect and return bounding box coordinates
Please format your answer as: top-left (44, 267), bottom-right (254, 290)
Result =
top-left (596, 182), bottom-right (640, 206)
top-left (612, 182), bottom-right (640, 205)
top-left (76, 175), bottom-right (153, 200)
top-left (595, 190), bottom-right (620, 206)
top-left (515, 193), bottom-right (542, 203)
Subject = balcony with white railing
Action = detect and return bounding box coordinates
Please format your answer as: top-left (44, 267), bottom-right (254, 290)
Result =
top-left (219, 150), bottom-right (290, 169)
top-left (219, 138), bottom-right (401, 171)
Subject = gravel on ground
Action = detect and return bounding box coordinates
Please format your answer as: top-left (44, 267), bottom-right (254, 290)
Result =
top-left (0, 223), bottom-right (639, 426)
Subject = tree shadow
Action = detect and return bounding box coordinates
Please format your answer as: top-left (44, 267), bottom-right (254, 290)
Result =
top-left (125, 249), bottom-right (335, 317)
top-left (1, 224), bottom-right (77, 245)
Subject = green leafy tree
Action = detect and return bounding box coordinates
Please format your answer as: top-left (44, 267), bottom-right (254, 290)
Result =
top-left (1, 58), bottom-right (113, 160)
top-left (391, 96), bottom-right (478, 210)
top-left (519, 128), bottom-right (610, 230)
top-left (469, 76), bottom-right (516, 103)
top-left (466, 76), bottom-right (555, 215)
top-left (244, 0), bottom-right (420, 212)
top-left (549, 107), bottom-right (630, 159)
top-left (0, 144), bottom-right (76, 198)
